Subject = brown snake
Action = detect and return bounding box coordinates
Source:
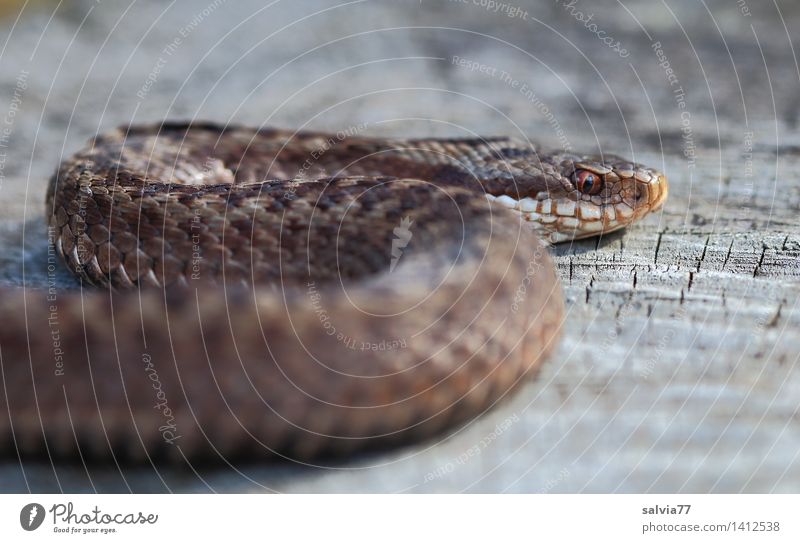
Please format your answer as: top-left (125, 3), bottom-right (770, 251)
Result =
top-left (0, 122), bottom-right (667, 462)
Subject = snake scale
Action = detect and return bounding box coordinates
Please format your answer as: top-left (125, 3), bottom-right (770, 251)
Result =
top-left (0, 122), bottom-right (667, 462)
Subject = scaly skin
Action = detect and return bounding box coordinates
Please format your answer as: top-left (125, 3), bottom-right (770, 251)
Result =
top-left (0, 123), bottom-right (667, 462)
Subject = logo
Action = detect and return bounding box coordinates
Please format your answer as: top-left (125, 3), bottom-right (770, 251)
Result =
top-left (390, 216), bottom-right (414, 272)
top-left (20, 503), bottom-right (45, 531)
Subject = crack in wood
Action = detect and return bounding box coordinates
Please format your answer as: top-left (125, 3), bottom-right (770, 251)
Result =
top-left (753, 245), bottom-right (767, 277)
top-left (722, 236), bottom-right (735, 270)
top-left (653, 231), bottom-right (663, 265)
top-left (698, 235), bottom-right (710, 272)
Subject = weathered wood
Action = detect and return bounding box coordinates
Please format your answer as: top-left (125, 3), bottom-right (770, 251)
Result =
top-left (0, 0), bottom-right (798, 491)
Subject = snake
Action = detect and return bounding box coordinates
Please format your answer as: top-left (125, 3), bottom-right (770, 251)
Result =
top-left (0, 122), bottom-right (667, 462)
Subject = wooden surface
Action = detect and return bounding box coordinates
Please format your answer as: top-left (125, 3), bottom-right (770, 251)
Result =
top-left (0, 0), bottom-right (798, 492)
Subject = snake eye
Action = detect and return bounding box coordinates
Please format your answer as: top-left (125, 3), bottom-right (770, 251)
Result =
top-left (574, 169), bottom-right (603, 195)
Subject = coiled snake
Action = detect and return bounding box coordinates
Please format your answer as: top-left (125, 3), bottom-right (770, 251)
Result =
top-left (0, 123), bottom-right (667, 462)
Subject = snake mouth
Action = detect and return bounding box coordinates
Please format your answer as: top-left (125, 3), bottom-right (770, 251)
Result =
top-left (648, 173), bottom-right (669, 212)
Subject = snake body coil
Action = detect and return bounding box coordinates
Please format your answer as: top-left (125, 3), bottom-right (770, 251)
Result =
top-left (0, 123), bottom-right (667, 461)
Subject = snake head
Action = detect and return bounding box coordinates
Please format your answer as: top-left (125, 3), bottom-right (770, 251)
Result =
top-left (486, 151), bottom-right (668, 244)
